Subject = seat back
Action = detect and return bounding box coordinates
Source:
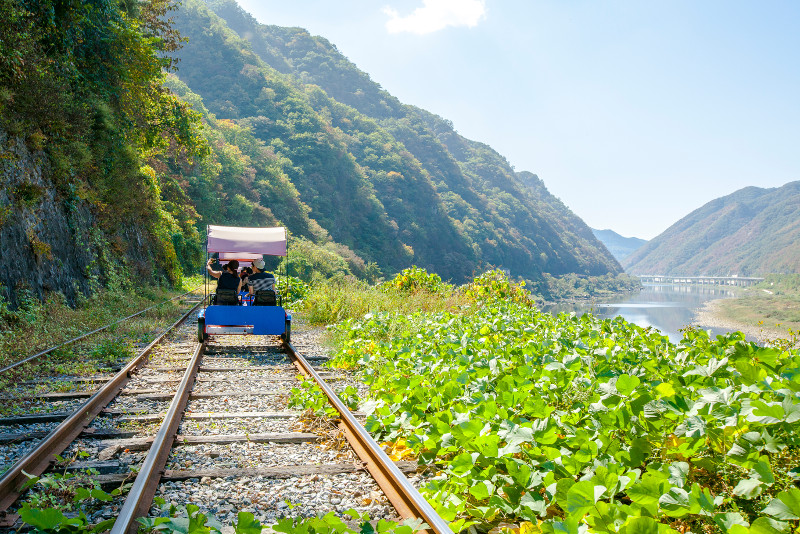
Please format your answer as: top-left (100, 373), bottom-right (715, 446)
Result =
top-left (253, 289), bottom-right (277, 306)
top-left (214, 288), bottom-right (239, 306)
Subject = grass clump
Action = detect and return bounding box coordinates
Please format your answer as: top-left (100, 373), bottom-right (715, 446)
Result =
top-left (302, 266), bottom-right (469, 325)
top-left (0, 283), bottom-right (203, 395)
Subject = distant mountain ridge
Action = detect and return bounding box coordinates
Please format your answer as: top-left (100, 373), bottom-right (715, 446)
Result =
top-left (167, 0), bottom-right (621, 284)
top-left (591, 229), bottom-right (647, 262)
top-left (624, 181), bottom-right (800, 276)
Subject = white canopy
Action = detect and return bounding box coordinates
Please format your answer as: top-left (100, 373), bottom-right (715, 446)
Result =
top-left (207, 225), bottom-right (287, 257)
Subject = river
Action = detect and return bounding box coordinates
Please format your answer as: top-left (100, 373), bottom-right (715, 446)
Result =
top-left (543, 284), bottom-right (738, 343)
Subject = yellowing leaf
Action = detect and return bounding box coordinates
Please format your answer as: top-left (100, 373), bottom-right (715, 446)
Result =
top-left (655, 383), bottom-right (676, 398)
top-left (520, 521), bottom-right (542, 534)
top-left (382, 439), bottom-right (414, 461)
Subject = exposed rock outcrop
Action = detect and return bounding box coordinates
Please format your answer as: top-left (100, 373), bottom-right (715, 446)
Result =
top-left (0, 129), bottom-right (165, 307)
top-left (0, 129), bottom-right (97, 306)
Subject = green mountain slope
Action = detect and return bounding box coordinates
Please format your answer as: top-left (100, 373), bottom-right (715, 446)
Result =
top-left (624, 181), bottom-right (800, 276)
top-left (591, 229), bottom-right (647, 262)
top-left (0, 0), bottom-right (207, 305)
top-left (170, 0), bottom-right (621, 282)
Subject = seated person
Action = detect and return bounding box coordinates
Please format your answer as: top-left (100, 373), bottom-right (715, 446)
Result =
top-left (247, 259), bottom-right (276, 296)
top-left (239, 267), bottom-right (252, 291)
top-left (207, 258), bottom-right (242, 294)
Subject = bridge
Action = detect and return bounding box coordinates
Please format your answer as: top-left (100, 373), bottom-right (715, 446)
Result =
top-left (638, 275), bottom-right (764, 287)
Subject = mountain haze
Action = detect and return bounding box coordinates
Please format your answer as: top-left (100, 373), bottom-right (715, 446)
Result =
top-left (591, 229), bottom-right (647, 262)
top-left (170, 0), bottom-right (621, 283)
top-left (624, 181), bottom-right (800, 276)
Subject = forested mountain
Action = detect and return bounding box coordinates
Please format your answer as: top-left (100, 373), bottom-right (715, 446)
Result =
top-left (591, 229), bottom-right (647, 262)
top-left (624, 181), bottom-right (800, 276)
top-left (0, 0), bottom-right (622, 306)
top-left (169, 0), bottom-right (621, 283)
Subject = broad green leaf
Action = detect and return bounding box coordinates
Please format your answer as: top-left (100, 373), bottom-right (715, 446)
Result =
top-left (659, 487), bottom-right (700, 517)
top-left (565, 481), bottom-right (605, 516)
top-left (234, 512), bottom-right (263, 534)
top-left (91, 488), bottom-right (114, 502)
top-left (782, 397), bottom-right (800, 423)
top-left (667, 462), bottom-right (690, 487)
top-left (449, 452), bottom-right (474, 475)
top-left (627, 475), bottom-right (666, 508)
top-left (655, 383), bottom-right (675, 398)
top-left (555, 478), bottom-right (575, 507)
top-left (763, 489), bottom-right (800, 520)
top-left (621, 516), bottom-right (659, 534)
top-left (92, 518), bottom-right (117, 533)
top-left (468, 480), bottom-right (493, 501)
top-left (747, 517), bottom-right (790, 534)
top-left (728, 439), bottom-right (759, 468)
top-left (18, 504), bottom-right (72, 530)
top-left (696, 485), bottom-right (721, 515)
top-left (752, 401), bottom-right (784, 422)
top-left (732, 477), bottom-right (763, 499)
top-left (735, 359), bottom-right (767, 385)
top-left (713, 512), bottom-right (749, 533)
top-left (616, 374), bottom-right (641, 396)
top-left (754, 457), bottom-right (776, 484)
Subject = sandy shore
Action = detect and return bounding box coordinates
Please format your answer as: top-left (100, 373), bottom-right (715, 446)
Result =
top-left (693, 298), bottom-right (790, 344)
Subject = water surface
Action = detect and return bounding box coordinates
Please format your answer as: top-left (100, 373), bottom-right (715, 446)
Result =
top-left (543, 284), bottom-right (737, 343)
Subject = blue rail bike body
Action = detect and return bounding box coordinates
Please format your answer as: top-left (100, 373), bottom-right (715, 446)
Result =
top-left (198, 304), bottom-right (291, 342)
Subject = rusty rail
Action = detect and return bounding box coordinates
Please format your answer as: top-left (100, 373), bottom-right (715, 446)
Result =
top-left (0, 287), bottom-right (202, 374)
top-left (284, 342), bottom-right (453, 534)
top-left (111, 341), bottom-right (205, 534)
top-left (0, 300), bottom-right (202, 516)
top-left (1, 329), bottom-right (452, 533)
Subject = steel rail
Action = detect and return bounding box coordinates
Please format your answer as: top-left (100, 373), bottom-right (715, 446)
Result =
top-left (0, 287), bottom-right (202, 374)
top-left (0, 300), bottom-right (202, 516)
top-left (111, 341), bottom-right (205, 534)
top-left (284, 342), bottom-right (453, 534)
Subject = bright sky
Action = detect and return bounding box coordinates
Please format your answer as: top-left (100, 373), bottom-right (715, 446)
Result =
top-left (234, 0), bottom-right (800, 240)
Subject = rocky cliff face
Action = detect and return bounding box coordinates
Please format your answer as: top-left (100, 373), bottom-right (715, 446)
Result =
top-left (0, 129), bottom-right (163, 307)
top-left (0, 129), bottom-right (93, 306)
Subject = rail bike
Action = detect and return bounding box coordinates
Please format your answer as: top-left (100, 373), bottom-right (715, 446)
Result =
top-left (197, 225), bottom-right (291, 343)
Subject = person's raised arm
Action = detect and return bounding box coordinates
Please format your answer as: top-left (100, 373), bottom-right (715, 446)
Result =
top-left (206, 259), bottom-right (222, 279)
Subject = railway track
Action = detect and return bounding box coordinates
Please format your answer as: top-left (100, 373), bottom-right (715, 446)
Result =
top-left (0, 308), bottom-right (451, 533)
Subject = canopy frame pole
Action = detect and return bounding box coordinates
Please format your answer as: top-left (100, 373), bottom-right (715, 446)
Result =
top-left (286, 229), bottom-right (290, 300)
top-left (204, 225), bottom-right (208, 308)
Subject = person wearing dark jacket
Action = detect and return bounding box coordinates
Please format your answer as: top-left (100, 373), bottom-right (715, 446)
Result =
top-left (206, 258), bottom-right (242, 292)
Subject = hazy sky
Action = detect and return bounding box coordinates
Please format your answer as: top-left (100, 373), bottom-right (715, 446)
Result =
top-left (235, 0), bottom-right (799, 240)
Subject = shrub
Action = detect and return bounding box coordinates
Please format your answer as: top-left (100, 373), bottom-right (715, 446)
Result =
top-left (462, 269), bottom-right (534, 306)
top-left (383, 266), bottom-right (452, 294)
top-left (282, 237), bottom-right (352, 282)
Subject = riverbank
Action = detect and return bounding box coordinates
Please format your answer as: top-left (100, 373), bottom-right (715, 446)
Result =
top-left (694, 297), bottom-right (797, 345)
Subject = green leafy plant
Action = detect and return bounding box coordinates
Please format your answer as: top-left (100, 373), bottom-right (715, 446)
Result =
top-left (280, 276), bottom-right (310, 307)
top-left (16, 452), bottom-right (122, 533)
top-left (288, 379), bottom-right (360, 417)
top-left (272, 510), bottom-right (423, 534)
top-left (90, 338), bottom-right (133, 365)
top-left (327, 294), bottom-right (800, 534)
top-left (17, 502), bottom-right (115, 534)
top-left (383, 266), bottom-right (452, 294)
top-left (138, 502), bottom-right (224, 534)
